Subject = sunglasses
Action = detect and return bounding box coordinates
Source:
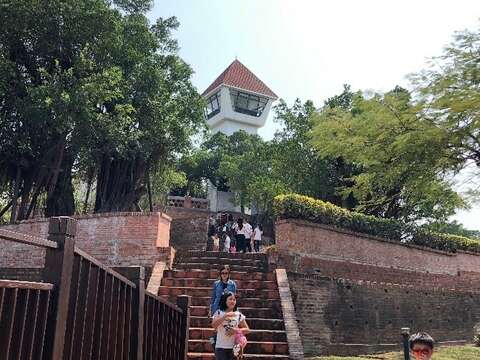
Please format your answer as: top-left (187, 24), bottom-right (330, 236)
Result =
top-left (412, 349), bottom-right (431, 355)
top-left (221, 272), bottom-right (229, 275)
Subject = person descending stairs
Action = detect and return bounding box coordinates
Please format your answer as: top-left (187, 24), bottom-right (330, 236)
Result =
top-left (158, 250), bottom-right (290, 359)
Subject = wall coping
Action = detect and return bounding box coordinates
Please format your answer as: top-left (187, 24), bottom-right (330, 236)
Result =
top-left (287, 271), bottom-right (480, 295)
top-left (166, 206), bottom-right (214, 214)
top-left (275, 269), bottom-right (304, 360)
top-left (0, 211), bottom-right (172, 226)
top-left (276, 218), bottom-right (480, 257)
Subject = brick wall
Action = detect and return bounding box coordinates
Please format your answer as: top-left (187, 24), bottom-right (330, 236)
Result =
top-left (275, 219), bottom-right (480, 356)
top-left (165, 207), bottom-right (212, 251)
top-left (0, 212), bottom-right (172, 268)
top-left (289, 272), bottom-right (480, 356)
top-left (0, 268), bottom-right (43, 282)
top-left (275, 219), bottom-right (480, 277)
top-left (277, 255), bottom-right (480, 292)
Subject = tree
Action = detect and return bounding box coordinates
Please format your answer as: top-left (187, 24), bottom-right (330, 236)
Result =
top-left (411, 24), bottom-right (480, 181)
top-left (0, 0), bottom-right (204, 219)
top-left (218, 138), bottom-right (289, 214)
top-left (424, 220), bottom-right (480, 239)
top-left (310, 87), bottom-right (466, 222)
top-left (273, 98), bottom-right (357, 207)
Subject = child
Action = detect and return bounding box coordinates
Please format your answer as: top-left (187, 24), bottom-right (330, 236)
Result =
top-left (409, 332), bottom-right (434, 360)
top-left (252, 224), bottom-right (263, 253)
top-left (233, 329), bottom-right (247, 358)
top-left (212, 292), bottom-right (249, 359)
top-left (223, 233), bottom-right (231, 253)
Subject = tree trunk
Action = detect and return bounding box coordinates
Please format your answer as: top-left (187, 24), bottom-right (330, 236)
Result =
top-left (10, 166), bottom-right (21, 223)
top-left (45, 153), bottom-right (75, 217)
top-left (0, 200), bottom-right (13, 218)
top-left (83, 168), bottom-right (95, 214)
top-left (94, 155), bottom-right (147, 213)
top-left (146, 166), bottom-right (153, 212)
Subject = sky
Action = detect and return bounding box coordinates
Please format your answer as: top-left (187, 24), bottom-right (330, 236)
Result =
top-left (148, 0), bottom-right (480, 230)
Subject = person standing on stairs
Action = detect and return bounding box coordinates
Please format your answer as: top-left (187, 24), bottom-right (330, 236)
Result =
top-left (243, 219), bottom-right (253, 253)
top-left (212, 291), bottom-right (250, 360)
top-left (209, 265), bottom-right (237, 317)
top-left (233, 218), bottom-right (246, 253)
top-left (252, 224), bottom-right (263, 252)
top-left (209, 265), bottom-right (238, 349)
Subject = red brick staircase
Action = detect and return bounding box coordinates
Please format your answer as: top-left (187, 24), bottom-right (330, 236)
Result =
top-left (158, 251), bottom-right (290, 359)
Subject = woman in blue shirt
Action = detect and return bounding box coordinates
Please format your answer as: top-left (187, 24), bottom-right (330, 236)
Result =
top-left (210, 265), bottom-right (237, 317)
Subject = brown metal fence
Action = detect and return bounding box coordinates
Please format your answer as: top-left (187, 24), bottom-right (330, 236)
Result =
top-left (0, 280), bottom-right (53, 359)
top-left (0, 217), bottom-right (190, 360)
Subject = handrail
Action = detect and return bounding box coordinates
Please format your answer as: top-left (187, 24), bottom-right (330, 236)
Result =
top-left (145, 290), bottom-right (183, 313)
top-left (0, 228), bottom-right (58, 249)
top-left (0, 279), bottom-right (54, 291)
top-left (74, 247), bottom-right (137, 288)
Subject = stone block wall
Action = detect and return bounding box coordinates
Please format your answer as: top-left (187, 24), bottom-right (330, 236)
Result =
top-left (165, 207), bottom-right (212, 251)
top-left (0, 212), bottom-right (172, 268)
top-left (289, 272), bottom-right (480, 356)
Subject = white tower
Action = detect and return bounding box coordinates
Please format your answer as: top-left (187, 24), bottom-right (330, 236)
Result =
top-left (203, 60), bottom-right (278, 135)
top-left (203, 60), bottom-right (278, 213)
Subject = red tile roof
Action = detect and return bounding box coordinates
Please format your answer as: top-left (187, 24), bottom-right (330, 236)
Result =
top-left (202, 60), bottom-right (278, 99)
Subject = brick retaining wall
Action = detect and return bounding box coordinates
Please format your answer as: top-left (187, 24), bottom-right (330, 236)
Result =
top-left (288, 272), bottom-right (480, 356)
top-left (275, 218), bottom-right (480, 356)
top-left (275, 219), bottom-right (480, 278)
top-left (0, 212), bottom-right (171, 268)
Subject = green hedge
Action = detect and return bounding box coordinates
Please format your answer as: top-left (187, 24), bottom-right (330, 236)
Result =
top-left (273, 193), bottom-right (480, 254)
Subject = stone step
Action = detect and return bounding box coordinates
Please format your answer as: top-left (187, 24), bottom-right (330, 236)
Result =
top-left (190, 296), bottom-right (281, 309)
top-left (188, 353), bottom-right (289, 359)
top-left (161, 277), bottom-right (278, 290)
top-left (158, 286), bottom-right (279, 300)
top-left (190, 316), bottom-right (285, 330)
top-left (181, 250), bottom-right (267, 261)
top-left (163, 270), bottom-right (276, 281)
top-left (174, 262), bottom-right (264, 272)
top-left (189, 328), bottom-right (287, 342)
top-left (190, 306), bottom-right (282, 319)
top-left (176, 256), bottom-right (266, 268)
top-left (188, 340), bottom-right (289, 355)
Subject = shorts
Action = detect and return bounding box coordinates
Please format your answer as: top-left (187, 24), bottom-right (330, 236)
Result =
top-left (215, 348), bottom-right (234, 360)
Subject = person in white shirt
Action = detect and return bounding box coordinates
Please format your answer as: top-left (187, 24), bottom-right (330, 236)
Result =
top-left (252, 224), bottom-right (263, 252)
top-left (232, 218), bottom-right (246, 253)
top-left (212, 292), bottom-right (249, 359)
top-left (243, 220), bottom-right (253, 253)
top-left (223, 233), bottom-right (231, 253)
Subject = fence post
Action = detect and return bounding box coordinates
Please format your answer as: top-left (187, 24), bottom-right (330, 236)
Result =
top-left (130, 266), bottom-right (145, 360)
top-left (401, 327), bottom-right (411, 360)
top-left (177, 295), bottom-right (191, 360)
top-left (43, 216), bottom-right (77, 360)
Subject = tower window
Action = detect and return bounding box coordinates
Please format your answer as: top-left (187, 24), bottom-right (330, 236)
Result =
top-left (230, 89), bottom-right (268, 117)
top-left (205, 91), bottom-right (221, 119)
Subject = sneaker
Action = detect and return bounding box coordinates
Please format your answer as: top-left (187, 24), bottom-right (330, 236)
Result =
top-left (233, 344), bottom-right (241, 357)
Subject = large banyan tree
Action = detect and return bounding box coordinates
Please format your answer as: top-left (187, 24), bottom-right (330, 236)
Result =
top-left (0, 0), bottom-right (205, 221)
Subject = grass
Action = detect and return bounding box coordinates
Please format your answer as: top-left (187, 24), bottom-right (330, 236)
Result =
top-left (306, 345), bottom-right (480, 360)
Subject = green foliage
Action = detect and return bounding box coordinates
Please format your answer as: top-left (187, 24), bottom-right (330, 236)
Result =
top-left (218, 137), bottom-right (290, 214)
top-left (424, 220), bottom-right (480, 239)
top-left (0, 0), bottom-right (204, 218)
top-left (273, 99), bottom-right (357, 207)
top-left (310, 87), bottom-right (466, 222)
top-left (273, 194), bottom-right (480, 253)
top-left (411, 25), bottom-right (480, 174)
